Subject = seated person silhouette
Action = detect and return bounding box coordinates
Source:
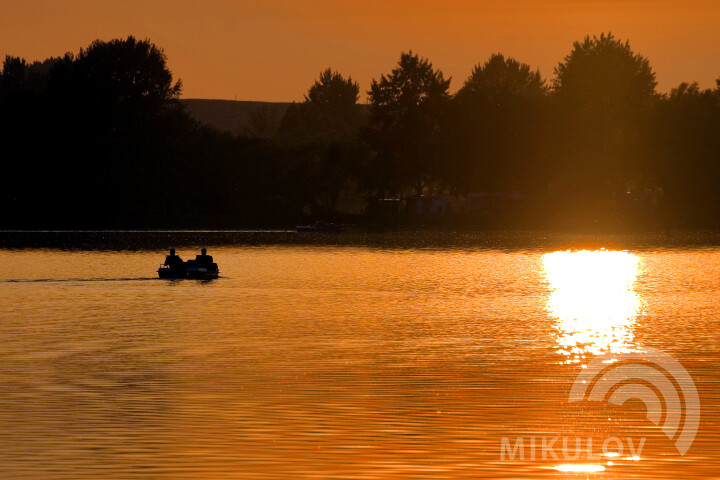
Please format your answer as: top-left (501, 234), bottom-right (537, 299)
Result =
top-left (195, 247), bottom-right (214, 266)
top-left (164, 248), bottom-right (185, 273)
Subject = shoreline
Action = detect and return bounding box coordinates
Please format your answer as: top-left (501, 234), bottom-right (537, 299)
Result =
top-left (2, 229), bottom-right (720, 251)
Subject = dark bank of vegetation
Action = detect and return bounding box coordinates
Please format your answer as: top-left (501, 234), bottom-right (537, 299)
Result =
top-left (1, 34), bottom-right (719, 230)
top-left (180, 99), bottom-right (292, 137)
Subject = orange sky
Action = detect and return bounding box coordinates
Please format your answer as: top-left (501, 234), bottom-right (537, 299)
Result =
top-left (1, 0), bottom-right (719, 101)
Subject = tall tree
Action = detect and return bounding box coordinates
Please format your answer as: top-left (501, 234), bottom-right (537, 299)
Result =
top-left (276, 69), bottom-right (367, 217)
top-left (49, 36), bottom-right (182, 125)
top-left (278, 68), bottom-right (361, 144)
top-left (306, 68), bottom-right (359, 113)
top-left (457, 53), bottom-right (546, 102)
top-left (449, 54), bottom-right (548, 194)
top-left (40, 37), bottom-right (185, 223)
top-left (551, 33), bottom-right (658, 222)
top-left (0, 56), bottom-right (28, 96)
top-left (366, 51), bottom-right (450, 195)
top-left (554, 33), bottom-right (656, 109)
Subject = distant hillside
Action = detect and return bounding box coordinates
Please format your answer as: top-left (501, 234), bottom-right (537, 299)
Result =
top-left (181, 99), bottom-right (292, 137)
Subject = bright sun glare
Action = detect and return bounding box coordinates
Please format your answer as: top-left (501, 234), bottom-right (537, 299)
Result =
top-left (556, 463), bottom-right (606, 473)
top-left (543, 250), bottom-right (642, 359)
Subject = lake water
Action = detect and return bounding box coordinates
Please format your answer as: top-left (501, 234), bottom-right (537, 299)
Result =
top-left (1, 236), bottom-right (719, 478)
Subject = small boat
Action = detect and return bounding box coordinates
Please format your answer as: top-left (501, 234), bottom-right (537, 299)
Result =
top-left (158, 266), bottom-right (185, 279)
top-left (158, 248), bottom-right (219, 279)
top-left (184, 263), bottom-right (219, 280)
top-left (296, 221), bottom-right (347, 233)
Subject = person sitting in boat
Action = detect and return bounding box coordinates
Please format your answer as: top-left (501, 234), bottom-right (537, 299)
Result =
top-left (164, 248), bottom-right (185, 272)
top-left (194, 247), bottom-right (214, 266)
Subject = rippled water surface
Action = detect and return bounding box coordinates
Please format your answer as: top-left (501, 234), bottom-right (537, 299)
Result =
top-left (1, 242), bottom-right (719, 479)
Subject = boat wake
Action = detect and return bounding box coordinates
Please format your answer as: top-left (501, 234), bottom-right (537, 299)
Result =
top-left (1, 277), bottom-right (159, 283)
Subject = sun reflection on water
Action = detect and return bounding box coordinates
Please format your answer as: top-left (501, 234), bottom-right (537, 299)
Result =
top-left (555, 463), bottom-right (606, 472)
top-left (543, 250), bottom-right (642, 360)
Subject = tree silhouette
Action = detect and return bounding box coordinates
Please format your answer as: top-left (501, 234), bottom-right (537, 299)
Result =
top-left (48, 36), bottom-right (182, 131)
top-left (276, 69), bottom-right (366, 218)
top-left (457, 54), bottom-right (546, 102)
top-left (278, 68), bottom-right (362, 145)
top-left (449, 54), bottom-right (548, 195)
top-left (77, 36), bottom-right (181, 104)
top-left (4, 35), bottom-right (720, 230)
top-left (653, 80), bottom-right (720, 225)
top-left (0, 56), bottom-right (28, 95)
top-left (0, 37), bottom-right (190, 227)
top-left (551, 33), bottom-right (658, 223)
top-left (306, 68), bottom-right (359, 113)
top-left (366, 51), bottom-right (450, 195)
top-left (554, 33), bottom-right (656, 108)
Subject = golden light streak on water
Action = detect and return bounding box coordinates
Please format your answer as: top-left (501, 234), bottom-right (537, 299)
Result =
top-left (556, 463), bottom-right (606, 472)
top-left (543, 250), bottom-right (642, 360)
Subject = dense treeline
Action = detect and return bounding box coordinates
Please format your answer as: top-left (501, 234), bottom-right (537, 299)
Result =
top-left (1, 34), bottom-right (719, 229)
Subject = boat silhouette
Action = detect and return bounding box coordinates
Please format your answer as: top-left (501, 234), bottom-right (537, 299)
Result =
top-left (158, 248), bottom-right (219, 279)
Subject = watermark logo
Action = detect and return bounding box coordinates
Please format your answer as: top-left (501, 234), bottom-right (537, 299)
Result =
top-left (499, 435), bottom-right (644, 462)
top-left (568, 348), bottom-right (700, 455)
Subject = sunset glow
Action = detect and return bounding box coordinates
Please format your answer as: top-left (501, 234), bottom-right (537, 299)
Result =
top-left (543, 250), bottom-right (642, 357)
top-left (2, 0), bottom-right (719, 477)
top-left (2, 0), bottom-right (720, 100)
